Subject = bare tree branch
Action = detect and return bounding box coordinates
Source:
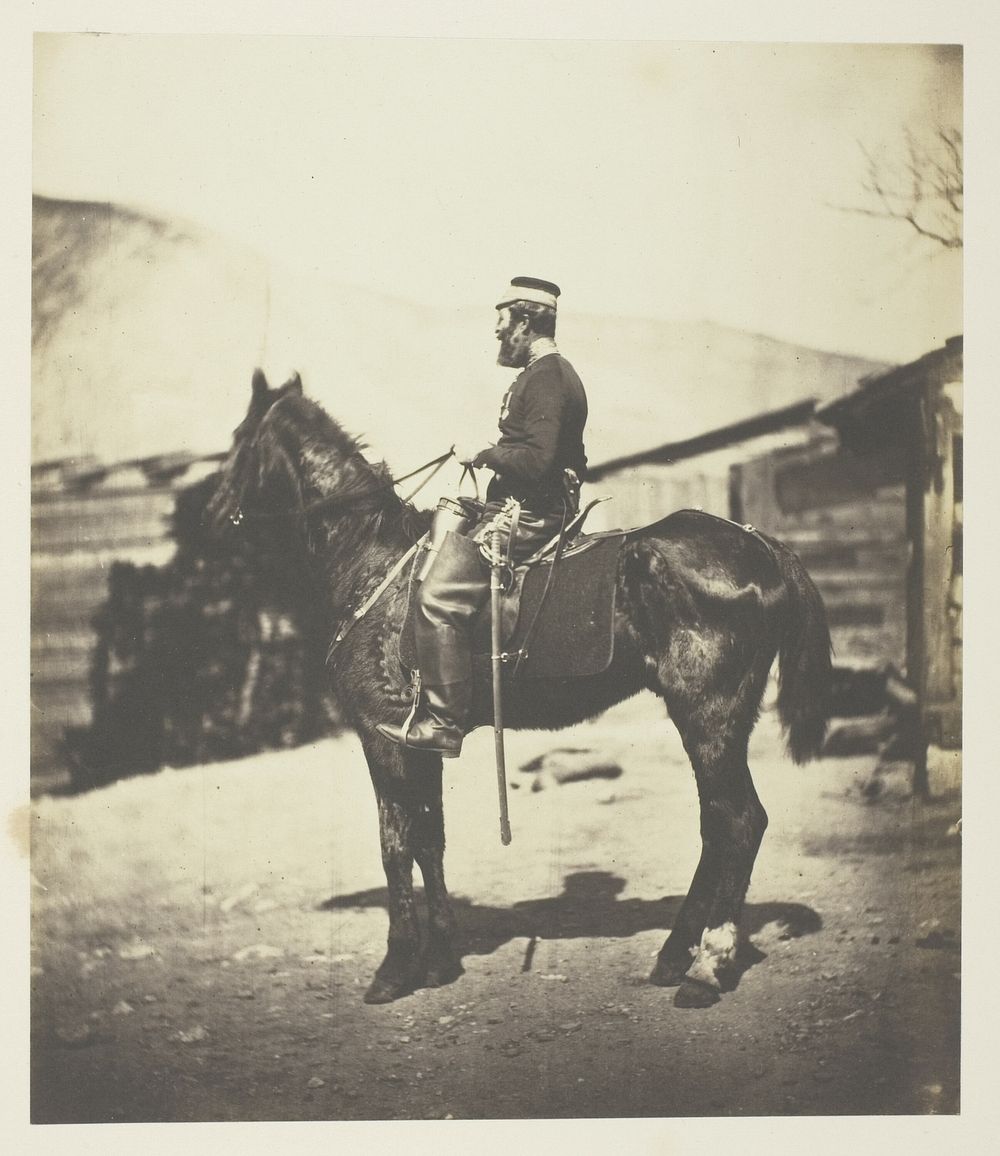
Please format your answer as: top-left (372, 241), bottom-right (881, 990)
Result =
top-left (837, 125), bottom-right (963, 251)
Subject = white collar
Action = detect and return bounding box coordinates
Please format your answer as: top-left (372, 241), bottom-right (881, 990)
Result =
top-left (527, 337), bottom-right (559, 366)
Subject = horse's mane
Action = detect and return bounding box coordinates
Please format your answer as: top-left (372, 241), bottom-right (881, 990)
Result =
top-left (257, 391), bottom-right (430, 543)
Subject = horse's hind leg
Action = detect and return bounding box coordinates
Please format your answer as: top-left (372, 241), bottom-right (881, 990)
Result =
top-left (677, 750), bottom-right (768, 1007)
top-left (651, 697), bottom-right (768, 1007)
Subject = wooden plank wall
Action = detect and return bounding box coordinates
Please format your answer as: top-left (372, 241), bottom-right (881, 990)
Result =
top-left (30, 482), bottom-right (182, 791)
top-left (584, 427), bottom-right (821, 534)
top-left (734, 441), bottom-right (909, 671)
top-left (586, 463), bottom-right (731, 532)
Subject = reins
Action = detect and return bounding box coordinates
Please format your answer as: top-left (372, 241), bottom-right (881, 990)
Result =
top-left (321, 460), bottom-right (482, 658)
top-left (220, 427), bottom-right (471, 655)
top-left (394, 448), bottom-right (457, 502)
top-left (326, 535), bottom-right (426, 659)
top-left (227, 445), bottom-right (457, 526)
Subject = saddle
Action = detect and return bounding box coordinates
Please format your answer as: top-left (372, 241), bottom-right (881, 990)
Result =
top-left (397, 506), bottom-right (762, 681)
top-left (399, 525), bottom-right (625, 680)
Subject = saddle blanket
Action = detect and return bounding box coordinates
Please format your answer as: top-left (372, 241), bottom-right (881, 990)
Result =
top-left (399, 533), bottom-right (624, 680)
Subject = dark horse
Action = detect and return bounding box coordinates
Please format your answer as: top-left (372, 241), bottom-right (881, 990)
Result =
top-left (208, 370), bottom-right (832, 1009)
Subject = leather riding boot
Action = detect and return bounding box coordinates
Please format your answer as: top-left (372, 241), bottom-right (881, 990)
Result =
top-left (377, 626), bottom-right (472, 757)
top-left (377, 531), bottom-right (487, 759)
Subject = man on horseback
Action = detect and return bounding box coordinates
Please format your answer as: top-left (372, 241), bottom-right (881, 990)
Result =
top-left (377, 276), bottom-right (589, 758)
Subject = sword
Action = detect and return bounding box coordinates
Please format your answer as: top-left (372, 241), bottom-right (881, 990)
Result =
top-left (489, 526), bottom-right (512, 846)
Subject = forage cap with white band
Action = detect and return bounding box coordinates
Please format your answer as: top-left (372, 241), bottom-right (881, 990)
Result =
top-left (496, 276), bottom-right (561, 311)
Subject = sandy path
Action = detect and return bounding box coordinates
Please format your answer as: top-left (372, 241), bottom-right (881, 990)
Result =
top-left (30, 695), bottom-right (960, 1121)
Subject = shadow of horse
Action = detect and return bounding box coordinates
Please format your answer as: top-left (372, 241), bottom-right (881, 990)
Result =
top-left (320, 869), bottom-right (822, 991)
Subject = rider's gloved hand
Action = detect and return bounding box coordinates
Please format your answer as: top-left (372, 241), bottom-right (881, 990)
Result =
top-left (453, 444), bottom-right (488, 467)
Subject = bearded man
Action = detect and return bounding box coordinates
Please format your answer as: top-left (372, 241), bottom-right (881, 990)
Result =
top-left (377, 277), bottom-right (588, 758)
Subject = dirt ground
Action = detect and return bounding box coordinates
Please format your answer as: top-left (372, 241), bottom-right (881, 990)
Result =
top-left (29, 693), bottom-right (961, 1123)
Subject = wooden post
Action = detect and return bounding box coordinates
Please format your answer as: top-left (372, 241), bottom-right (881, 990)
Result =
top-left (921, 388), bottom-right (962, 749)
top-left (904, 392), bottom-right (930, 798)
top-left (905, 380), bottom-right (961, 797)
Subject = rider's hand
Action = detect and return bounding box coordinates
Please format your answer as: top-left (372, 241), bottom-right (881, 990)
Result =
top-left (453, 444), bottom-right (484, 467)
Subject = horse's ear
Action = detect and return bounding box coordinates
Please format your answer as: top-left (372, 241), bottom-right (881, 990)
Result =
top-left (251, 368), bottom-right (270, 399)
top-left (284, 372), bottom-right (303, 396)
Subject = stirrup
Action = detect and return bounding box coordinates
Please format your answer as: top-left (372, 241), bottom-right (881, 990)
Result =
top-left (376, 719), bottom-right (463, 758)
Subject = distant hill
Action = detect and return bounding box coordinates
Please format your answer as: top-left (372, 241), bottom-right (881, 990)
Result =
top-left (32, 195), bottom-right (887, 474)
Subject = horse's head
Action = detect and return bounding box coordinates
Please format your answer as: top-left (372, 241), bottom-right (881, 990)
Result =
top-left (206, 368), bottom-right (429, 562)
top-left (205, 368), bottom-right (305, 531)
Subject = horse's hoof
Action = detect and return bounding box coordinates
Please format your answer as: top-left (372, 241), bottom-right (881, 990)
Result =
top-left (424, 958), bottom-right (464, 989)
top-left (363, 976), bottom-right (413, 1005)
top-left (649, 960), bottom-right (688, 987)
top-left (674, 978), bottom-right (721, 1009)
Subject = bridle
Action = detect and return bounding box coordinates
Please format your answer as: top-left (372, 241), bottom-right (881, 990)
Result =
top-left (216, 432), bottom-right (478, 656)
top-left (224, 445), bottom-right (459, 527)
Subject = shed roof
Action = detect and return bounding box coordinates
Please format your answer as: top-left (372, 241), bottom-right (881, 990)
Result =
top-left (587, 397), bottom-right (818, 481)
top-left (816, 336), bottom-right (962, 453)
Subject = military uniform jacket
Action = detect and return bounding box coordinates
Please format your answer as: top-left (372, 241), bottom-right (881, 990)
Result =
top-left (474, 353), bottom-right (588, 512)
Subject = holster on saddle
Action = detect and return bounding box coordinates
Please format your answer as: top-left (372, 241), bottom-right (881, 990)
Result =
top-left (414, 497), bottom-right (482, 583)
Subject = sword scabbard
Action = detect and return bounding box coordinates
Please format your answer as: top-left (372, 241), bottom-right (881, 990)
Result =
top-left (489, 530), bottom-right (512, 846)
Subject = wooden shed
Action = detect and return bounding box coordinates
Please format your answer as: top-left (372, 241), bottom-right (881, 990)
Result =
top-left (587, 336), bottom-right (962, 789)
top-left (733, 337), bottom-right (961, 786)
top-left (816, 336), bottom-right (963, 759)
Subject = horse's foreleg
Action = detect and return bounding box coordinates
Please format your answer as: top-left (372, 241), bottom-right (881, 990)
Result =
top-left (358, 731), bottom-right (427, 1004)
top-left (363, 788), bottom-right (424, 1004)
top-left (361, 739), bottom-right (462, 1002)
top-left (409, 755), bottom-right (463, 989)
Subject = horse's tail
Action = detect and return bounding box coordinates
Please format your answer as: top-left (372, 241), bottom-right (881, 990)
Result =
top-left (765, 534), bottom-right (833, 764)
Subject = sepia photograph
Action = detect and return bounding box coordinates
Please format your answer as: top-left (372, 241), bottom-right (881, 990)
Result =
top-left (24, 12), bottom-right (970, 1135)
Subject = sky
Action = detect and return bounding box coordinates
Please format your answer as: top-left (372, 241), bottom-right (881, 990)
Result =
top-left (32, 35), bottom-right (962, 363)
